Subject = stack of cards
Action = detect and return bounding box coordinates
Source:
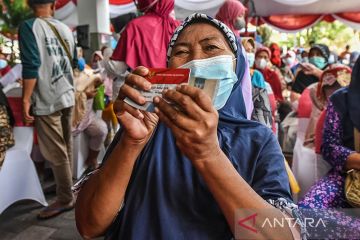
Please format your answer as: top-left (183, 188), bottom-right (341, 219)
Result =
top-left (125, 68), bottom-right (220, 112)
top-left (125, 68), bottom-right (191, 112)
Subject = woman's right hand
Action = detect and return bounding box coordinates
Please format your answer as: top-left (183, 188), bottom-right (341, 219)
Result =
top-left (113, 66), bottom-right (159, 144)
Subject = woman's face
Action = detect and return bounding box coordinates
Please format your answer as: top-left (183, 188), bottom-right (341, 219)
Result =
top-left (168, 23), bottom-right (235, 69)
top-left (255, 51), bottom-right (269, 61)
top-left (309, 48), bottom-right (323, 58)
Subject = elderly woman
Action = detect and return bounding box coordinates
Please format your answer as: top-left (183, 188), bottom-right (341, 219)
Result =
top-left (75, 14), bottom-right (303, 239)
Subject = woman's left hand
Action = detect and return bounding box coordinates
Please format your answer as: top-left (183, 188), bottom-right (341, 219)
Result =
top-left (154, 85), bottom-right (222, 163)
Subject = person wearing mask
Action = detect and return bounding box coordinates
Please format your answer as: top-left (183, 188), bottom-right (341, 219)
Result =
top-left (214, 0), bottom-right (255, 119)
top-left (75, 14), bottom-right (303, 239)
top-left (215, 0), bottom-right (246, 35)
top-left (19, 0), bottom-right (76, 219)
top-left (298, 61), bottom-right (360, 236)
top-left (242, 38), bottom-right (273, 130)
top-left (292, 44), bottom-right (330, 98)
top-left (255, 47), bottom-right (284, 102)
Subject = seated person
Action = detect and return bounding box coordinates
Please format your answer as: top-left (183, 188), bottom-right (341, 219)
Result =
top-left (291, 44), bottom-right (330, 101)
top-left (75, 14), bottom-right (303, 239)
top-left (72, 73), bottom-right (107, 171)
top-left (299, 60), bottom-right (359, 209)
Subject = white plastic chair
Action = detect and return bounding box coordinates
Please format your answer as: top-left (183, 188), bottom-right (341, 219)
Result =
top-left (0, 127), bottom-right (48, 214)
top-left (0, 85), bottom-right (47, 214)
top-left (292, 118), bottom-right (318, 202)
top-left (73, 132), bottom-right (105, 179)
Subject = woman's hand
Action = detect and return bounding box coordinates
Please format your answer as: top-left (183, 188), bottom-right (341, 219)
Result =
top-left (154, 85), bottom-right (221, 163)
top-left (85, 88), bottom-right (98, 99)
top-left (113, 66), bottom-right (159, 144)
top-left (301, 63), bottom-right (323, 78)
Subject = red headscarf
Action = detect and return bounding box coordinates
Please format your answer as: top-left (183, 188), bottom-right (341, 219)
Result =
top-left (255, 47), bottom-right (284, 102)
top-left (215, 0), bottom-right (246, 35)
top-left (111, 0), bottom-right (180, 69)
top-left (269, 43), bottom-right (281, 68)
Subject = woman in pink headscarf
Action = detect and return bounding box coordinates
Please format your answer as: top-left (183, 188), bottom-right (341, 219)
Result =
top-left (215, 0), bottom-right (246, 36)
top-left (215, 0), bottom-right (254, 119)
top-left (107, 0), bottom-right (180, 79)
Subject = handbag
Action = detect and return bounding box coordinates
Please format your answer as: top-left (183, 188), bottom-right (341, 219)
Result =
top-left (93, 84), bottom-right (105, 111)
top-left (344, 128), bottom-right (360, 207)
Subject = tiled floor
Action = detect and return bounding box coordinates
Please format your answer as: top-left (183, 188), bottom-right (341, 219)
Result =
top-left (0, 194), bottom-right (83, 240)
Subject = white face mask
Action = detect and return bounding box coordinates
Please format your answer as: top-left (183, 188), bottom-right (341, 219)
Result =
top-left (255, 58), bottom-right (267, 70)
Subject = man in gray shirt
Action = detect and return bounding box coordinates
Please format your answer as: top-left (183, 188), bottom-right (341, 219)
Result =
top-left (19, 0), bottom-right (76, 219)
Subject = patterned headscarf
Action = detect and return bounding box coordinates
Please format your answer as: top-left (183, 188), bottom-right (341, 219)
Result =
top-left (167, 13), bottom-right (238, 61)
top-left (166, 13), bottom-right (250, 119)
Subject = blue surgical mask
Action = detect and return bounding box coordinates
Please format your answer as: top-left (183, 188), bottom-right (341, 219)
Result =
top-left (179, 55), bottom-right (238, 110)
top-left (246, 52), bottom-right (255, 68)
top-left (0, 59), bottom-right (8, 69)
top-left (309, 56), bottom-right (326, 69)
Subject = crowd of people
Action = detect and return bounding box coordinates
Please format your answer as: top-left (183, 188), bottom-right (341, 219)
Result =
top-left (0, 0), bottom-right (359, 238)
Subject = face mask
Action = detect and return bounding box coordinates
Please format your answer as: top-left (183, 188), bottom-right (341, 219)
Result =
top-left (234, 17), bottom-right (246, 30)
top-left (284, 57), bottom-right (294, 66)
top-left (179, 55), bottom-right (238, 110)
top-left (255, 58), bottom-right (267, 70)
top-left (246, 52), bottom-right (255, 68)
top-left (0, 59), bottom-right (8, 69)
top-left (309, 56), bottom-right (326, 69)
top-left (78, 57), bottom-right (86, 71)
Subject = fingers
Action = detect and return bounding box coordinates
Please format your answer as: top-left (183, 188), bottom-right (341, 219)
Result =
top-left (118, 66), bottom-right (151, 104)
top-left (176, 85), bottom-right (214, 113)
top-left (126, 67), bottom-right (152, 91)
top-left (113, 99), bottom-right (144, 120)
top-left (161, 89), bottom-right (203, 120)
top-left (119, 84), bottom-right (146, 105)
top-left (154, 97), bottom-right (194, 130)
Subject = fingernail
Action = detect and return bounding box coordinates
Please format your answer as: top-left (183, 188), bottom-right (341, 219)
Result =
top-left (153, 97), bottom-right (160, 103)
top-left (145, 82), bottom-right (151, 90)
top-left (154, 107), bottom-right (159, 113)
top-left (138, 112), bottom-right (144, 119)
top-left (162, 89), bottom-right (168, 95)
top-left (176, 85), bottom-right (181, 90)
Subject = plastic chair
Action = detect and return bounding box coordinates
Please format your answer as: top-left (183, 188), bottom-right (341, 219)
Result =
top-left (0, 86), bottom-right (47, 214)
top-left (0, 127), bottom-right (48, 214)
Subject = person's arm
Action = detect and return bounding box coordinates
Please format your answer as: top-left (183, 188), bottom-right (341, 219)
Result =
top-left (75, 67), bottom-right (159, 238)
top-left (75, 132), bottom-right (146, 238)
top-left (155, 86), bottom-right (298, 239)
top-left (18, 20), bottom-right (41, 123)
top-left (322, 101), bottom-right (356, 172)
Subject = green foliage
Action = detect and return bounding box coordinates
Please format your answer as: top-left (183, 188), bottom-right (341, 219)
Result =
top-left (272, 21), bottom-right (356, 51)
top-left (0, 0), bottom-right (33, 34)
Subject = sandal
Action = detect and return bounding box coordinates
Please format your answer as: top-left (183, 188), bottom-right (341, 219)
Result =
top-left (37, 203), bottom-right (74, 220)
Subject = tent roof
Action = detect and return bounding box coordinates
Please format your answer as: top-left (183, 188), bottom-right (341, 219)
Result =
top-left (250, 0), bottom-right (360, 17)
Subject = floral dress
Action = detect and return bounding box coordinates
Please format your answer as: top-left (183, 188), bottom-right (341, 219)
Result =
top-left (299, 101), bottom-right (354, 208)
top-left (298, 101), bottom-right (360, 239)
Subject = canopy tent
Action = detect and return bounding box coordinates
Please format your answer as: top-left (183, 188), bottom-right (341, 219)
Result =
top-left (55, 0), bottom-right (360, 32)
